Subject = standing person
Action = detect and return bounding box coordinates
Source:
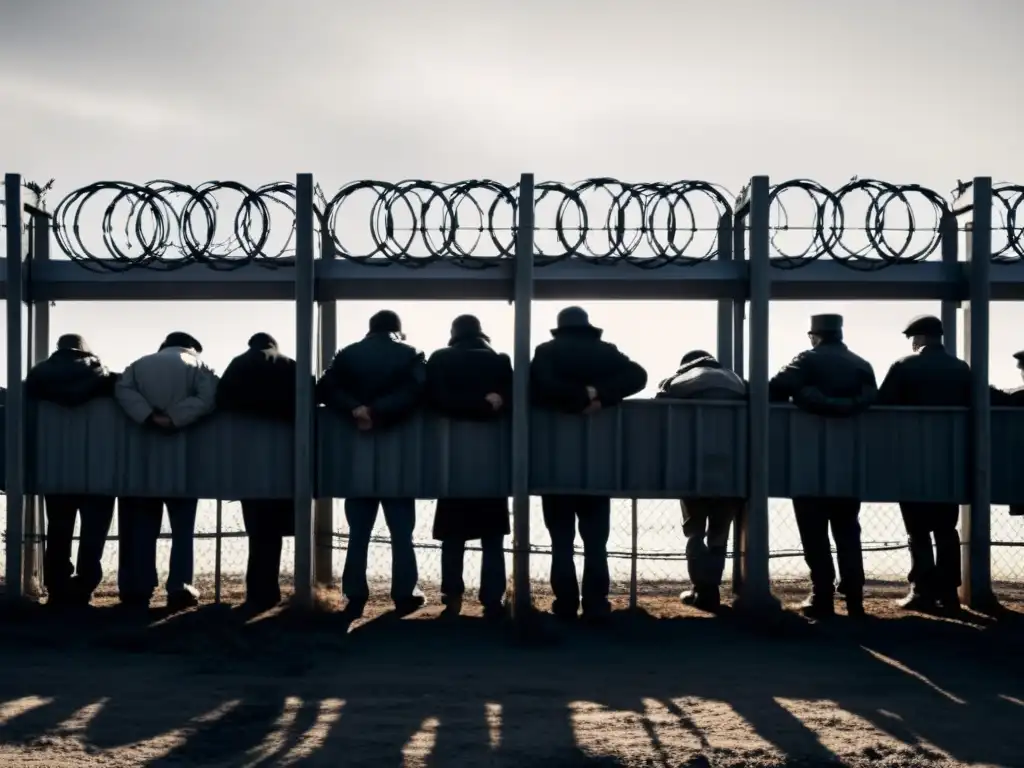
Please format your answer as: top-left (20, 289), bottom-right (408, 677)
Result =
top-left (426, 315), bottom-right (513, 619)
top-left (531, 306), bottom-right (647, 623)
top-left (991, 350), bottom-right (1024, 406)
top-left (25, 334), bottom-right (118, 608)
top-left (656, 349), bottom-right (747, 611)
top-left (216, 332), bottom-right (307, 612)
top-left (769, 314), bottom-right (877, 618)
top-left (115, 331), bottom-right (217, 611)
top-left (316, 309), bottom-right (427, 617)
top-left (878, 315), bottom-right (970, 613)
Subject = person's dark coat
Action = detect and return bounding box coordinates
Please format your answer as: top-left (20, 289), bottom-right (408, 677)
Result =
top-left (427, 332), bottom-right (513, 541)
top-left (530, 328), bottom-right (647, 413)
top-left (769, 341), bottom-right (877, 417)
top-left (655, 355), bottom-right (746, 401)
top-left (316, 332), bottom-right (427, 429)
top-left (993, 386), bottom-right (1024, 406)
top-left (25, 345), bottom-right (116, 408)
top-left (216, 334), bottom-right (308, 422)
top-left (877, 345), bottom-right (971, 407)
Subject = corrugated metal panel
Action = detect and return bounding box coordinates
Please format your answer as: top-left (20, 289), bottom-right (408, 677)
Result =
top-left (29, 399), bottom-right (293, 499)
top-left (316, 409), bottom-right (511, 499)
top-left (530, 400), bottom-right (747, 498)
top-left (991, 407), bottom-right (1024, 504)
top-left (768, 405), bottom-right (969, 503)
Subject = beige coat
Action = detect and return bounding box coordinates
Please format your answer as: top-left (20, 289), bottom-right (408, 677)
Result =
top-left (115, 346), bottom-right (218, 428)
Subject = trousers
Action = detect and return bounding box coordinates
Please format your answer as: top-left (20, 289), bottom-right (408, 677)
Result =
top-left (680, 497), bottom-right (741, 594)
top-left (117, 497), bottom-right (198, 600)
top-left (541, 495), bottom-right (611, 617)
top-left (899, 502), bottom-right (961, 597)
top-left (44, 494), bottom-right (115, 600)
top-left (792, 497), bottom-right (865, 599)
top-left (440, 536), bottom-right (507, 608)
top-left (241, 499), bottom-right (293, 603)
top-left (342, 498), bottom-right (419, 604)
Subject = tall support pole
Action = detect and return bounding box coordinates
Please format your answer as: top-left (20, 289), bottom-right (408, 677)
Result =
top-left (24, 204), bottom-right (49, 598)
top-left (960, 178), bottom-right (997, 611)
top-left (510, 173), bottom-right (535, 620)
top-left (735, 176), bottom-right (779, 613)
top-left (4, 174), bottom-right (26, 599)
top-left (940, 213), bottom-right (959, 355)
top-left (314, 230), bottom-right (337, 587)
top-left (293, 172), bottom-right (316, 608)
top-left (731, 215), bottom-right (747, 594)
top-left (715, 215), bottom-right (734, 369)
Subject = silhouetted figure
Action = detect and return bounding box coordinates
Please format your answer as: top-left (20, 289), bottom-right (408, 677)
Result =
top-left (991, 350), bottom-right (1024, 406)
top-left (531, 306), bottom-right (647, 622)
top-left (769, 313), bottom-right (877, 619)
top-left (217, 332), bottom-right (306, 612)
top-left (25, 334), bottom-right (117, 607)
top-left (115, 331), bottom-right (217, 612)
top-left (878, 315), bottom-right (969, 613)
top-left (426, 315), bottom-right (513, 619)
top-left (316, 310), bottom-right (427, 617)
top-left (656, 350), bottom-right (746, 611)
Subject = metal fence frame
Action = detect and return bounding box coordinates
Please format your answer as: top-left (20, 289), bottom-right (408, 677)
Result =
top-left (3, 172), bottom-right (1020, 615)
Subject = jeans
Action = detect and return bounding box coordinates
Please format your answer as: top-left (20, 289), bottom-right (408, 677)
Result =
top-left (440, 536), bottom-right (507, 608)
top-left (117, 497), bottom-right (199, 600)
top-left (342, 498), bottom-right (419, 604)
top-left (792, 497), bottom-right (865, 600)
top-left (899, 502), bottom-right (961, 597)
top-left (241, 499), bottom-right (291, 603)
top-left (680, 498), bottom-right (741, 594)
top-left (44, 494), bottom-right (115, 600)
top-left (541, 495), bottom-right (611, 617)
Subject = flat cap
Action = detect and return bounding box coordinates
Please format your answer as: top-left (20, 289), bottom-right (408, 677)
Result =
top-left (1014, 350), bottom-right (1024, 367)
top-left (903, 314), bottom-right (943, 337)
top-left (56, 334), bottom-right (91, 354)
top-left (680, 349), bottom-right (714, 366)
top-left (161, 331), bottom-right (203, 353)
top-left (369, 309), bottom-right (402, 334)
top-left (248, 332), bottom-right (278, 350)
top-left (809, 314), bottom-right (843, 334)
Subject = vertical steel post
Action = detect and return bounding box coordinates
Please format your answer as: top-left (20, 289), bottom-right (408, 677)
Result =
top-left (24, 204), bottom-right (49, 598)
top-left (314, 229), bottom-right (337, 587)
top-left (511, 173), bottom-right (535, 620)
top-left (940, 213), bottom-right (959, 355)
top-left (715, 215), bottom-right (734, 369)
top-left (214, 499), bottom-right (223, 604)
top-left (629, 497), bottom-right (638, 610)
top-left (293, 173), bottom-right (316, 608)
top-left (735, 176), bottom-right (779, 613)
top-left (4, 174), bottom-right (25, 599)
top-left (731, 215), bottom-right (747, 594)
top-left (960, 178), bottom-right (997, 611)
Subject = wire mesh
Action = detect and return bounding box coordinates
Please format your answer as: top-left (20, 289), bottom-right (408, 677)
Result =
top-left (1, 497), bottom-right (1022, 602)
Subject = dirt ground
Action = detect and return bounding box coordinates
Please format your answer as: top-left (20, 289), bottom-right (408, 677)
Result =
top-left (0, 582), bottom-right (1022, 768)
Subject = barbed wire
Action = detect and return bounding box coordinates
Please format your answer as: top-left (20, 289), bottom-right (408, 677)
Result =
top-left (23, 177), bottom-right (1024, 270)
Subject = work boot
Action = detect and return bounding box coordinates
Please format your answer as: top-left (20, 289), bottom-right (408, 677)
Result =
top-left (680, 588), bottom-right (721, 612)
top-left (441, 595), bottom-right (462, 618)
top-left (936, 590), bottom-right (962, 615)
top-left (896, 590), bottom-right (936, 612)
top-left (394, 594), bottom-right (426, 616)
top-left (845, 594), bottom-right (866, 618)
top-left (167, 585), bottom-right (201, 612)
top-left (798, 594), bottom-right (835, 619)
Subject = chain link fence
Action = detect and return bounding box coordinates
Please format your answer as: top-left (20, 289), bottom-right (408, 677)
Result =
top-left (1, 498), bottom-right (1022, 602)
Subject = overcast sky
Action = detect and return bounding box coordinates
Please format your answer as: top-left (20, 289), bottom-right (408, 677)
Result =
top-left (1, 0), bottom-right (1021, 386)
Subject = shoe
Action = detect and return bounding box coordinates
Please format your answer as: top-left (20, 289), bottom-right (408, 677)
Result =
top-left (482, 602), bottom-right (507, 621)
top-left (441, 596), bottom-right (462, 618)
top-left (798, 595), bottom-right (835, 619)
top-left (681, 589), bottom-right (720, 612)
top-left (937, 592), bottom-right (962, 614)
top-left (394, 594), bottom-right (426, 615)
top-left (845, 597), bottom-right (866, 618)
top-left (167, 586), bottom-right (201, 612)
top-left (896, 592), bottom-right (936, 612)
top-left (342, 598), bottom-right (366, 619)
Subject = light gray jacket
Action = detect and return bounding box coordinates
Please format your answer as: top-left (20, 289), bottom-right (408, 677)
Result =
top-left (115, 346), bottom-right (218, 428)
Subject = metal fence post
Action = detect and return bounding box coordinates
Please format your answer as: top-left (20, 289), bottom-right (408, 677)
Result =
top-left (214, 499), bottom-right (223, 604)
top-left (940, 213), bottom-right (959, 355)
top-left (960, 178), bottom-right (997, 611)
top-left (511, 173), bottom-right (535, 620)
top-left (629, 497), bottom-right (638, 610)
top-left (293, 172), bottom-right (316, 608)
top-left (715, 215), bottom-right (734, 369)
top-left (4, 174), bottom-right (25, 599)
top-left (314, 228), bottom-right (337, 587)
top-left (735, 176), bottom-right (779, 613)
top-left (730, 214), bottom-right (747, 595)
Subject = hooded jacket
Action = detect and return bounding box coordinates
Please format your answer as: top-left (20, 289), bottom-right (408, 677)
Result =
top-left (655, 356), bottom-right (746, 400)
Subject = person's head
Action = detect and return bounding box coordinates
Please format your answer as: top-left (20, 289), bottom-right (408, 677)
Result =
top-left (902, 315), bottom-right (943, 352)
top-left (1014, 351), bottom-right (1024, 384)
top-left (449, 314), bottom-right (489, 344)
top-left (679, 349), bottom-right (714, 367)
top-left (368, 309), bottom-right (405, 340)
top-left (247, 332), bottom-right (278, 351)
top-left (552, 306), bottom-right (602, 338)
top-left (159, 331), bottom-right (203, 354)
top-left (808, 314), bottom-right (843, 347)
top-left (56, 334), bottom-right (90, 354)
